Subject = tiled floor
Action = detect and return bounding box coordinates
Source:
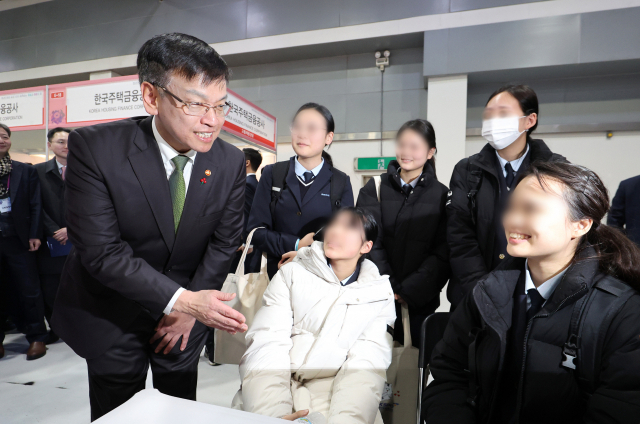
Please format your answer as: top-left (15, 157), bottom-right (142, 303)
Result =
top-left (0, 332), bottom-right (241, 424)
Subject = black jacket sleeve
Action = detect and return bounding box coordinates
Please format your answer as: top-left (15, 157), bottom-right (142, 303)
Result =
top-left (422, 290), bottom-right (480, 424)
top-left (584, 294), bottom-right (640, 423)
top-left (447, 160), bottom-right (489, 293)
top-left (341, 174), bottom-right (355, 208)
top-left (27, 165), bottom-right (42, 241)
top-left (247, 165), bottom-right (298, 258)
top-left (356, 177), bottom-right (395, 284)
top-left (65, 131), bottom-right (180, 315)
top-left (607, 181), bottom-right (626, 230)
top-left (242, 178), bottom-right (256, 241)
top-left (397, 188), bottom-right (450, 310)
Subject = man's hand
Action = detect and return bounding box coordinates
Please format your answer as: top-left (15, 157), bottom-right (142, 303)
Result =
top-left (298, 232), bottom-right (315, 249)
top-left (28, 239), bottom-right (41, 251)
top-left (149, 311), bottom-right (196, 354)
top-left (53, 227), bottom-right (68, 245)
top-left (282, 410), bottom-right (309, 421)
top-left (395, 293), bottom-right (407, 305)
top-left (279, 251), bottom-right (297, 269)
top-left (173, 290), bottom-right (248, 334)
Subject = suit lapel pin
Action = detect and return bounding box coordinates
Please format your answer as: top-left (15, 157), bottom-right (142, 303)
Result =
top-left (205, 170), bottom-right (211, 176)
top-left (200, 177), bottom-right (207, 185)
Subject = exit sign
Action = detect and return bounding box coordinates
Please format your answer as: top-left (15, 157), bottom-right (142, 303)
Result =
top-left (354, 157), bottom-right (395, 171)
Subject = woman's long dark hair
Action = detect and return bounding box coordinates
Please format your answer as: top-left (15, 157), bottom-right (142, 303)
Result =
top-left (524, 161), bottom-right (640, 290)
top-left (326, 207), bottom-right (378, 264)
top-left (396, 119), bottom-right (437, 178)
top-left (293, 102), bottom-right (334, 167)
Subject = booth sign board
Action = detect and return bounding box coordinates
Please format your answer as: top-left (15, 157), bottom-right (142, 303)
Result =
top-left (0, 87), bottom-right (46, 131)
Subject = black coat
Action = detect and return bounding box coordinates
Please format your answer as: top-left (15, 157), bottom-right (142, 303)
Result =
top-left (34, 158), bottom-right (67, 274)
top-left (357, 161), bottom-right (450, 317)
top-left (608, 175), bottom-right (640, 246)
top-left (52, 116), bottom-right (245, 359)
top-left (422, 248), bottom-right (640, 424)
top-left (247, 156), bottom-right (354, 278)
top-left (230, 173), bottom-right (260, 273)
top-left (2, 160), bottom-right (42, 248)
top-left (446, 139), bottom-right (566, 309)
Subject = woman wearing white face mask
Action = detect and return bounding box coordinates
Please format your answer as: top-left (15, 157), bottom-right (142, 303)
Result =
top-left (445, 84), bottom-right (568, 310)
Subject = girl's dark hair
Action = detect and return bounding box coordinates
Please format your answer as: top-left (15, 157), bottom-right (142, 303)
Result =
top-left (326, 207), bottom-right (378, 264)
top-left (523, 161), bottom-right (640, 290)
top-left (293, 102), bottom-right (334, 166)
top-left (486, 84), bottom-right (539, 137)
top-left (396, 119), bottom-right (437, 178)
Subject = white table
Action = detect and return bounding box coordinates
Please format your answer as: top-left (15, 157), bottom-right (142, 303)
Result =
top-left (94, 389), bottom-right (284, 423)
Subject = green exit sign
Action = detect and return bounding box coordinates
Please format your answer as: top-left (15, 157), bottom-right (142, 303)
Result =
top-left (354, 157), bottom-right (395, 171)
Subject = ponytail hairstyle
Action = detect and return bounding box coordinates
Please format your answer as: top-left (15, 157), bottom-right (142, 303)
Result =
top-left (396, 119), bottom-right (437, 178)
top-left (326, 207), bottom-right (378, 265)
top-left (293, 102), bottom-right (334, 167)
top-left (524, 161), bottom-right (640, 290)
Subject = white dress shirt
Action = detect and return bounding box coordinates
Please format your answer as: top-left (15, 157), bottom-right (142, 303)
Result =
top-left (399, 171), bottom-right (421, 189)
top-left (328, 263), bottom-right (356, 286)
top-left (294, 156), bottom-right (324, 180)
top-left (56, 159), bottom-right (65, 176)
top-left (152, 116), bottom-right (198, 315)
top-left (495, 143), bottom-right (530, 178)
top-left (524, 259), bottom-right (569, 310)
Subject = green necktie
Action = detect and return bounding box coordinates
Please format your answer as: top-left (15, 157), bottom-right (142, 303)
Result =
top-left (169, 155), bottom-right (190, 232)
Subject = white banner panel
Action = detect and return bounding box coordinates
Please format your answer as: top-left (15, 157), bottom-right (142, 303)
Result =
top-left (0, 90), bottom-right (45, 128)
top-left (65, 79), bottom-right (148, 124)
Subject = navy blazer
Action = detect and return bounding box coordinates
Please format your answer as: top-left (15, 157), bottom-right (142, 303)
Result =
top-left (2, 160), bottom-right (42, 249)
top-left (243, 174), bottom-right (258, 240)
top-left (608, 175), bottom-right (640, 246)
top-left (247, 156), bottom-right (354, 277)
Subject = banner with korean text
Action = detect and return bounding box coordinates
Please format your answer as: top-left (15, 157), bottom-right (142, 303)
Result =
top-left (0, 87), bottom-right (46, 131)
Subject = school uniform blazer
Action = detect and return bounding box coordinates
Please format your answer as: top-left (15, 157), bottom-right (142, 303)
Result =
top-left (51, 116), bottom-right (246, 359)
top-left (247, 156), bottom-right (354, 277)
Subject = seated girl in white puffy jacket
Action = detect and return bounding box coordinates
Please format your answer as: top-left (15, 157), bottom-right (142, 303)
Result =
top-left (233, 207), bottom-right (396, 423)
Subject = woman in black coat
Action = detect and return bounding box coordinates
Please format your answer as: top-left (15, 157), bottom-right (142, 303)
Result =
top-left (423, 161), bottom-right (640, 424)
top-left (357, 119), bottom-right (450, 347)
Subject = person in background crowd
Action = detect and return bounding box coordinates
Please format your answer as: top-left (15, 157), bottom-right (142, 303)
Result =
top-left (0, 122), bottom-right (48, 360)
top-left (229, 147), bottom-right (263, 273)
top-left (357, 119), bottom-right (450, 347)
top-left (608, 174), bottom-right (640, 246)
top-left (423, 161), bottom-right (640, 424)
top-left (205, 147), bottom-right (264, 366)
top-left (446, 84), bottom-right (567, 310)
top-left (34, 127), bottom-right (72, 344)
top-left (50, 33), bottom-right (248, 420)
top-left (234, 207), bottom-right (395, 423)
top-left (247, 103), bottom-right (354, 279)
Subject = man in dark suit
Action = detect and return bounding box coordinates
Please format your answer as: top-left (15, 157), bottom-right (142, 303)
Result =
top-left (35, 127), bottom-right (72, 343)
top-left (229, 147), bottom-right (262, 273)
top-left (0, 122), bottom-right (48, 360)
top-left (608, 175), bottom-right (640, 246)
top-left (50, 34), bottom-right (248, 421)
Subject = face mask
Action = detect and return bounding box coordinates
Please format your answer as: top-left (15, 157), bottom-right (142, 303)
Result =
top-left (481, 116), bottom-right (526, 150)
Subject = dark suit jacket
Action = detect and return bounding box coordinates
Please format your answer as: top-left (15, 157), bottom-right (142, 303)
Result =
top-left (34, 158), bottom-right (67, 274)
top-left (51, 116), bottom-right (246, 359)
top-left (230, 174), bottom-right (260, 274)
top-left (3, 160), bottom-right (42, 249)
top-left (247, 156), bottom-right (354, 278)
top-left (608, 175), bottom-right (640, 246)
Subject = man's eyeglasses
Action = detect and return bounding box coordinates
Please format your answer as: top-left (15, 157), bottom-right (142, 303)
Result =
top-left (151, 83), bottom-right (231, 117)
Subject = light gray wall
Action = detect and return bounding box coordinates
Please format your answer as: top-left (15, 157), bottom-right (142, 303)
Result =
top-left (0, 0), bottom-right (548, 73)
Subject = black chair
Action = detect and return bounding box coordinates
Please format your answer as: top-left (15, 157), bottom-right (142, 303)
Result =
top-left (417, 312), bottom-right (451, 424)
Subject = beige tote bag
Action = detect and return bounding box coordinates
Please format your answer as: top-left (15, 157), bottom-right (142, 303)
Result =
top-left (214, 227), bottom-right (269, 365)
top-left (379, 304), bottom-right (420, 424)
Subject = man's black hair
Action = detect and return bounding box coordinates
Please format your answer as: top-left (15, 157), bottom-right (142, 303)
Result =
top-left (137, 33), bottom-right (230, 88)
top-left (47, 127), bottom-right (71, 142)
top-left (243, 148), bottom-right (263, 172)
